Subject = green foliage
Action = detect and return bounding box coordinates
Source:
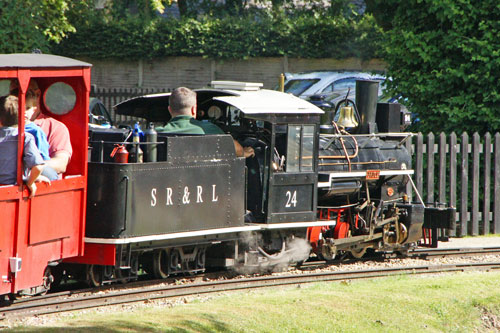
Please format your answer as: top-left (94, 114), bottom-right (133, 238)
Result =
top-left (52, 12), bottom-right (382, 60)
top-left (0, 0), bottom-right (77, 53)
top-left (367, 0), bottom-right (500, 134)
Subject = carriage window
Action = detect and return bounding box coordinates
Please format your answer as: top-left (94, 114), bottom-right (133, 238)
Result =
top-left (286, 124), bottom-right (315, 173)
top-left (0, 79), bottom-right (10, 96)
top-left (44, 82), bottom-right (76, 115)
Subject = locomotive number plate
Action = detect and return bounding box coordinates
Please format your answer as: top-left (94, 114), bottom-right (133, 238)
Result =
top-left (366, 170), bottom-right (380, 180)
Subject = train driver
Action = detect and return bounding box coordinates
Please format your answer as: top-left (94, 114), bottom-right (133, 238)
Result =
top-left (10, 80), bottom-right (72, 177)
top-left (156, 87), bottom-right (255, 158)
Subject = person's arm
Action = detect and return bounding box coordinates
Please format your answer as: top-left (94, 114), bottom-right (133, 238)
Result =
top-left (46, 151), bottom-right (70, 174)
top-left (233, 140), bottom-right (255, 158)
top-left (26, 165), bottom-right (43, 198)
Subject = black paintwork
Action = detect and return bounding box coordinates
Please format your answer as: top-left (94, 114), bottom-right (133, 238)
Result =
top-left (86, 135), bottom-right (245, 238)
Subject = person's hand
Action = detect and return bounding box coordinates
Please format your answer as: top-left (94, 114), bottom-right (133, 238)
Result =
top-left (27, 182), bottom-right (37, 198)
top-left (243, 146), bottom-right (255, 158)
top-left (36, 175), bottom-right (51, 185)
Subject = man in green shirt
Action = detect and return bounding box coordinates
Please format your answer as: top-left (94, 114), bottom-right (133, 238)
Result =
top-left (157, 87), bottom-right (254, 158)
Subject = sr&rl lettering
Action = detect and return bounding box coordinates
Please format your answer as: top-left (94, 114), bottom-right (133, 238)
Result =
top-left (150, 185), bottom-right (219, 207)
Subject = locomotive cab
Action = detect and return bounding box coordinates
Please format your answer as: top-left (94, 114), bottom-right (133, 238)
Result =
top-left (208, 92), bottom-right (322, 224)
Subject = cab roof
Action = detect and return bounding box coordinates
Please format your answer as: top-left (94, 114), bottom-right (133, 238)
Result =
top-left (115, 88), bottom-right (323, 122)
top-left (0, 54), bottom-right (91, 69)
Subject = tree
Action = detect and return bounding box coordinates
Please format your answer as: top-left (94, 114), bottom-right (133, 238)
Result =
top-left (0, 0), bottom-right (79, 53)
top-left (366, 0), bottom-right (500, 134)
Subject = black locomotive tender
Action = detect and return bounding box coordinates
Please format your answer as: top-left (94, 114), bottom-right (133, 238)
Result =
top-left (79, 80), bottom-right (453, 284)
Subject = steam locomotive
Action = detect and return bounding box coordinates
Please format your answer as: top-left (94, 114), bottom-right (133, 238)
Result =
top-left (0, 55), bottom-right (453, 300)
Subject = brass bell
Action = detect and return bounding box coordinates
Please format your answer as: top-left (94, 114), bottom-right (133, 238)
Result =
top-left (336, 106), bottom-right (359, 128)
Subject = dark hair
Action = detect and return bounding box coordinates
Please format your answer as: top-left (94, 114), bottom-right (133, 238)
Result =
top-left (0, 95), bottom-right (18, 127)
top-left (169, 87), bottom-right (196, 115)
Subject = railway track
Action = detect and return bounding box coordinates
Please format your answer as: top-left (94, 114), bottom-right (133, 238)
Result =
top-left (2, 247), bottom-right (500, 321)
top-left (2, 262), bottom-right (500, 320)
top-left (409, 246), bottom-right (500, 258)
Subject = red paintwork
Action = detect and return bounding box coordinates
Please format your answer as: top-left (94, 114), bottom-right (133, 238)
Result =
top-left (308, 208), bottom-right (351, 253)
top-left (64, 243), bottom-right (116, 266)
top-left (0, 58), bottom-right (90, 296)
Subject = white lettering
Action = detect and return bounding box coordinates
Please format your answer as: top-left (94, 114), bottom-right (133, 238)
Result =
top-left (166, 187), bottom-right (173, 205)
top-left (197, 186), bottom-right (203, 203)
top-left (151, 188), bottom-right (157, 207)
top-left (285, 190), bottom-right (297, 208)
top-left (212, 185), bottom-right (218, 202)
top-left (182, 186), bottom-right (190, 204)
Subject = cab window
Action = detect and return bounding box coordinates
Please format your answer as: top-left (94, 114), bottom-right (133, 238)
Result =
top-left (286, 124), bottom-right (315, 172)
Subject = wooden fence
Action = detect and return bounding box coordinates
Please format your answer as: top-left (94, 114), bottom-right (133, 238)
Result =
top-left (90, 86), bottom-right (168, 125)
top-left (408, 132), bottom-right (500, 237)
top-left (90, 88), bottom-right (500, 236)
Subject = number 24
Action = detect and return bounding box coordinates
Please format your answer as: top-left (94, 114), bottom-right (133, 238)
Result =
top-left (285, 190), bottom-right (297, 208)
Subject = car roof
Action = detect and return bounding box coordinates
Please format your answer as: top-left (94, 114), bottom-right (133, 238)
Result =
top-left (286, 71), bottom-right (385, 80)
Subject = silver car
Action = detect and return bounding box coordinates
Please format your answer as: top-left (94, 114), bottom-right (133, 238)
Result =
top-left (283, 71), bottom-right (385, 99)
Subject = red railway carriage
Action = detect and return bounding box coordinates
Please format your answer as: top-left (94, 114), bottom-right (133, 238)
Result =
top-left (0, 54), bottom-right (91, 297)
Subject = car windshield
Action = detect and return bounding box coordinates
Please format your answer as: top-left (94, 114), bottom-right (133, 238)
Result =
top-left (284, 79), bottom-right (320, 96)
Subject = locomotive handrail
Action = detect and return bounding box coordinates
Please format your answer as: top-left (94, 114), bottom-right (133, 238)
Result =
top-left (120, 176), bottom-right (130, 235)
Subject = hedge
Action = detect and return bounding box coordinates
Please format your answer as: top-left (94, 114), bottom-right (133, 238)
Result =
top-left (51, 14), bottom-right (383, 60)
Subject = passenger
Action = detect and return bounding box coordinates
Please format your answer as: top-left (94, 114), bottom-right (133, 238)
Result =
top-left (156, 87), bottom-right (254, 158)
top-left (10, 80), bottom-right (72, 176)
top-left (0, 95), bottom-right (47, 197)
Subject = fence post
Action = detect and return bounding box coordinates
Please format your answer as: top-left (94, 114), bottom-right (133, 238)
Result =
top-left (438, 133), bottom-right (446, 204)
top-left (449, 132), bottom-right (457, 236)
top-left (426, 132), bottom-right (435, 204)
top-left (415, 133), bottom-right (424, 196)
top-left (482, 133), bottom-right (491, 235)
top-left (494, 133), bottom-right (500, 233)
top-left (471, 132), bottom-right (480, 235)
top-left (460, 132), bottom-right (469, 237)
top-left (406, 135), bottom-right (413, 202)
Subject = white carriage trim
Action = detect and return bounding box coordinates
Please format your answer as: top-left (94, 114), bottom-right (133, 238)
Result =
top-left (317, 169), bottom-right (414, 188)
top-left (84, 221), bottom-right (337, 244)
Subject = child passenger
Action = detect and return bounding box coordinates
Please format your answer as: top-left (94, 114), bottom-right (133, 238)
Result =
top-left (0, 95), bottom-right (47, 197)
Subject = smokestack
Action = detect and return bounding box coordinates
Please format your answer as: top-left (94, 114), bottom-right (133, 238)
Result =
top-left (356, 80), bottom-right (379, 134)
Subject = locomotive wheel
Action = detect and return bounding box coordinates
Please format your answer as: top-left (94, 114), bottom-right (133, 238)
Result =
top-left (87, 265), bottom-right (103, 287)
top-left (350, 247), bottom-right (367, 259)
top-left (152, 249), bottom-right (169, 279)
top-left (195, 248), bottom-right (206, 269)
top-left (39, 267), bottom-right (55, 296)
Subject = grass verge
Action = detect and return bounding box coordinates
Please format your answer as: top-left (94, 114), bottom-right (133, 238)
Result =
top-left (8, 271), bottom-right (500, 332)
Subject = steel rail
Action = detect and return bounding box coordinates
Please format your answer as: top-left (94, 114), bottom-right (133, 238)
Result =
top-left (2, 261), bottom-right (500, 320)
top-left (409, 247), bottom-right (500, 258)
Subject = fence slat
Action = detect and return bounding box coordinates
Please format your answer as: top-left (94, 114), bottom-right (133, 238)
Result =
top-left (406, 135), bottom-right (413, 201)
top-left (483, 133), bottom-right (491, 235)
top-left (438, 133), bottom-right (446, 204)
top-left (427, 132), bottom-right (435, 204)
top-left (415, 133), bottom-right (424, 196)
top-left (471, 132), bottom-right (480, 235)
top-left (460, 132), bottom-right (469, 237)
top-left (449, 132), bottom-right (457, 236)
top-left (494, 133), bottom-right (500, 233)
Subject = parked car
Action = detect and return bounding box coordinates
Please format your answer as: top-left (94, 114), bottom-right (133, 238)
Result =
top-left (282, 71), bottom-right (386, 99)
top-left (89, 97), bottom-right (113, 127)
